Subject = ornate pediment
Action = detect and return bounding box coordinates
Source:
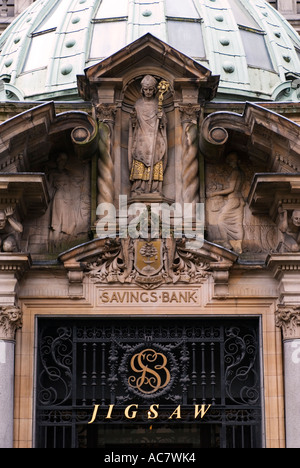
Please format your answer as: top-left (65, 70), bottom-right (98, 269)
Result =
top-left (78, 33), bottom-right (219, 104)
top-left (59, 238), bottom-right (237, 291)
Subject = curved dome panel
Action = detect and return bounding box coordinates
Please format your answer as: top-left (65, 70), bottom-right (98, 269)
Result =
top-left (0, 0), bottom-right (299, 101)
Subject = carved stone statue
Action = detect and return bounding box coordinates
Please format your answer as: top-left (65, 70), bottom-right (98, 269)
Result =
top-left (49, 152), bottom-right (89, 250)
top-left (128, 75), bottom-right (168, 195)
top-left (0, 206), bottom-right (23, 252)
top-left (208, 152), bottom-right (245, 253)
top-left (278, 207), bottom-right (300, 252)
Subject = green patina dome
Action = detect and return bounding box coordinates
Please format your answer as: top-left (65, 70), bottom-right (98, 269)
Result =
top-left (0, 0), bottom-right (300, 102)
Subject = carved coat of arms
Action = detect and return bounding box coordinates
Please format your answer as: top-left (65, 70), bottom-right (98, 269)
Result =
top-left (135, 240), bottom-right (163, 277)
top-left (85, 237), bottom-right (211, 290)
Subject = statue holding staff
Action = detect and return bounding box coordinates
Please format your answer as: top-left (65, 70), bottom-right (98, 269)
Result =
top-left (128, 75), bottom-right (169, 195)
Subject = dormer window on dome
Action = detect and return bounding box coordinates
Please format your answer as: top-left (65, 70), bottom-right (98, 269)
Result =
top-left (22, 2), bottom-right (62, 72)
top-left (165, 0), bottom-right (205, 59)
top-left (90, 0), bottom-right (128, 59)
top-left (228, 0), bottom-right (274, 71)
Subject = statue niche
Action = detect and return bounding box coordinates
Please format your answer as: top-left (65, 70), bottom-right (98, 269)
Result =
top-left (128, 75), bottom-right (169, 196)
top-left (23, 151), bottom-right (90, 254)
top-left (206, 152), bottom-right (280, 256)
top-left (48, 152), bottom-right (90, 251)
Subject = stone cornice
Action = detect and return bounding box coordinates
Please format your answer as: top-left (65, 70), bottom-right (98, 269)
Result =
top-left (267, 253), bottom-right (300, 278)
top-left (276, 305), bottom-right (300, 340)
top-left (0, 306), bottom-right (22, 341)
top-left (0, 253), bottom-right (32, 280)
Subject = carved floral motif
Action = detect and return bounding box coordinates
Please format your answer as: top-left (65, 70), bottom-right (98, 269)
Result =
top-left (276, 305), bottom-right (300, 340)
top-left (95, 104), bottom-right (117, 124)
top-left (179, 104), bottom-right (201, 125)
top-left (0, 306), bottom-right (22, 340)
top-left (86, 238), bottom-right (211, 290)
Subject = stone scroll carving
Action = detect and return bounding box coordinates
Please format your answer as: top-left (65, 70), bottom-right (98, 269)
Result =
top-left (128, 76), bottom-right (168, 196)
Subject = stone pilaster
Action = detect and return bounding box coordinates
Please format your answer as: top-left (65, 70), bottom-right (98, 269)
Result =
top-left (0, 254), bottom-right (31, 448)
top-left (0, 306), bottom-right (22, 448)
top-left (276, 305), bottom-right (300, 448)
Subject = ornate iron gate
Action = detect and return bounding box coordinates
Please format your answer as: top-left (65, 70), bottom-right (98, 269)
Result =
top-left (35, 317), bottom-right (263, 448)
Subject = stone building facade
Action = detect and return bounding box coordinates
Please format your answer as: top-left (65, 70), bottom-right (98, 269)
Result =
top-left (0, 0), bottom-right (300, 449)
top-left (268, 0), bottom-right (300, 33)
top-left (0, 1), bottom-right (32, 32)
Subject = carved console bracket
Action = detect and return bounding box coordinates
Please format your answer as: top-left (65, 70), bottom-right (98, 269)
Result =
top-left (248, 174), bottom-right (300, 220)
top-left (268, 254), bottom-right (300, 340)
top-left (70, 114), bottom-right (99, 160)
top-left (213, 270), bottom-right (230, 300)
top-left (62, 260), bottom-right (84, 300)
top-left (0, 173), bottom-right (50, 219)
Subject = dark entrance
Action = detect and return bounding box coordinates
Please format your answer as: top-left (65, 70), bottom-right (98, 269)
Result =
top-left (35, 317), bottom-right (263, 448)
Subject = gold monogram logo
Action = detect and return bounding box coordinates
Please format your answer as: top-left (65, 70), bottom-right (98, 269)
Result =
top-left (128, 348), bottom-right (171, 394)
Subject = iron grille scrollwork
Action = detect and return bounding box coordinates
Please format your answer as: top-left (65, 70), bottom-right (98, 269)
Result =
top-left (224, 326), bottom-right (260, 405)
top-left (38, 326), bottom-right (73, 407)
top-left (36, 318), bottom-right (263, 448)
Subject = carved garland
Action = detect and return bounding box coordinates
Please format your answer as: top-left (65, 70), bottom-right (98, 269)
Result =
top-left (0, 306), bottom-right (22, 341)
top-left (85, 239), bottom-right (211, 290)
